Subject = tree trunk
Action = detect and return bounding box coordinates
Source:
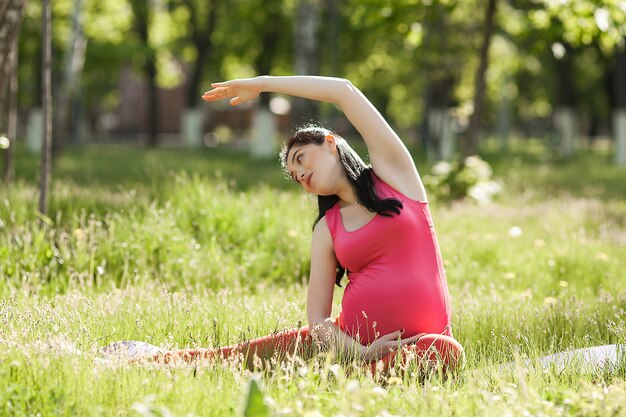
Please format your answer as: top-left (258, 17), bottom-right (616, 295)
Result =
top-left (420, 4), bottom-right (458, 162)
top-left (145, 55), bottom-right (158, 146)
top-left (0, 0), bottom-right (26, 123)
top-left (2, 35), bottom-right (19, 183)
top-left (464, 0), bottom-right (498, 157)
top-left (554, 43), bottom-right (577, 157)
top-left (614, 42), bottom-right (626, 165)
top-left (53, 0), bottom-right (86, 155)
top-left (424, 77), bottom-right (455, 162)
top-left (131, 0), bottom-right (158, 146)
top-left (292, 0), bottom-right (320, 125)
top-left (326, 0), bottom-right (340, 76)
top-left (39, 0), bottom-right (53, 216)
top-left (254, 6), bottom-right (281, 108)
top-left (185, 0), bottom-right (218, 108)
top-left (497, 74), bottom-right (511, 153)
top-left (251, 0), bottom-right (283, 158)
top-left (182, 0), bottom-right (218, 148)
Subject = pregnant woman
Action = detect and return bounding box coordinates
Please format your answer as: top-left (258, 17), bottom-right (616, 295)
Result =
top-left (106, 76), bottom-right (465, 375)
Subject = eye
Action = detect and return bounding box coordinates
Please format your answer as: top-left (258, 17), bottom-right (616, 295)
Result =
top-left (297, 154), bottom-right (303, 164)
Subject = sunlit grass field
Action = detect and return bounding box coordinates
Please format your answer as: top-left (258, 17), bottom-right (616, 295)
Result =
top-left (1, 139), bottom-right (625, 416)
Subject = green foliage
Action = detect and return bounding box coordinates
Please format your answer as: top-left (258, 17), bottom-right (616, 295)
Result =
top-left (133, 396), bottom-right (175, 417)
top-left (0, 174), bottom-right (310, 294)
top-left (1, 143), bottom-right (626, 415)
top-left (424, 155), bottom-right (502, 203)
top-left (242, 378), bottom-right (270, 417)
top-left (13, 0), bottom-right (626, 138)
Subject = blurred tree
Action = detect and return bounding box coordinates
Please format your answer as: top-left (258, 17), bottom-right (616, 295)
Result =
top-left (39, 0), bottom-right (52, 216)
top-left (2, 35), bottom-right (19, 183)
top-left (0, 0), bottom-right (26, 102)
top-left (509, 0), bottom-right (626, 157)
top-left (552, 40), bottom-right (577, 156)
top-left (292, 0), bottom-right (321, 124)
top-left (251, 0), bottom-right (287, 108)
top-left (175, 0), bottom-right (219, 107)
top-left (174, 0), bottom-right (220, 147)
top-left (0, 0), bottom-right (27, 183)
top-left (326, 0), bottom-right (340, 77)
top-left (336, 0), bottom-right (479, 161)
top-left (226, 0), bottom-right (291, 156)
top-left (8, 0), bottom-right (623, 162)
top-left (129, 0), bottom-right (159, 146)
top-left (420, 2), bottom-right (460, 161)
top-left (1, 0), bottom-right (26, 183)
top-left (464, 0), bottom-right (497, 157)
top-left (52, 0), bottom-right (86, 155)
top-left (613, 42), bottom-right (626, 165)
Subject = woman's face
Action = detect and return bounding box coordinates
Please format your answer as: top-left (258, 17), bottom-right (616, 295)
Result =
top-left (286, 138), bottom-right (343, 196)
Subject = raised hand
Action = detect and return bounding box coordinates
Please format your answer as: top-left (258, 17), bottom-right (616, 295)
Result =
top-left (201, 78), bottom-right (261, 106)
top-left (359, 329), bottom-right (422, 363)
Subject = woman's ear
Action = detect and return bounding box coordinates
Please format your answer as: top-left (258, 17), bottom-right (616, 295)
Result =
top-left (325, 134), bottom-right (337, 153)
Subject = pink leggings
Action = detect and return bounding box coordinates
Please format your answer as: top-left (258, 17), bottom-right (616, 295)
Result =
top-left (153, 324), bottom-right (464, 374)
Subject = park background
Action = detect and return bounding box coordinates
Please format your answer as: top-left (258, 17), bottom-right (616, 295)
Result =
top-left (1, 1), bottom-right (626, 416)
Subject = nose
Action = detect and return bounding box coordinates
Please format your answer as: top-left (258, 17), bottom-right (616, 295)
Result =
top-left (297, 169), bottom-right (306, 182)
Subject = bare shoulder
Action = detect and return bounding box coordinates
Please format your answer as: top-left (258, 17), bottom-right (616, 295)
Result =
top-left (312, 217), bottom-right (332, 246)
top-left (372, 163), bottom-right (428, 203)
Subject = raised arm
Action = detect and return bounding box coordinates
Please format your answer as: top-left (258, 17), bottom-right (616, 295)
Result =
top-left (203, 76), bottom-right (427, 202)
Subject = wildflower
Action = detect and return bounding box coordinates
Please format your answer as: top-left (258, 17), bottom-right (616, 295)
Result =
top-left (596, 252), bottom-right (610, 262)
top-left (328, 364), bottom-right (342, 378)
top-left (468, 181), bottom-right (502, 204)
top-left (74, 228), bottom-right (86, 240)
top-left (387, 376), bottom-right (402, 385)
top-left (346, 380), bottom-right (360, 393)
top-left (432, 161), bottom-right (452, 176)
top-left (464, 155), bottom-right (493, 179)
top-left (509, 226), bottom-right (523, 238)
top-left (544, 297), bottom-right (558, 306)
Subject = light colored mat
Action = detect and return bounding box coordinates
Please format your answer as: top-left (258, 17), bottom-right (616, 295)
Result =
top-left (100, 341), bottom-right (165, 360)
top-left (99, 341), bottom-right (625, 373)
top-left (535, 344), bottom-right (625, 372)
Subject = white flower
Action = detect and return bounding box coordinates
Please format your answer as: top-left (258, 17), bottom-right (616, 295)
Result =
top-left (468, 181), bottom-right (502, 204)
top-left (432, 161), bottom-right (452, 176)
top-left (346, 380), bottom-right (360, 393)
top-left (509, 226), bottom-right (523, 237)
top-left (464, 155), bottom-right (493, 179)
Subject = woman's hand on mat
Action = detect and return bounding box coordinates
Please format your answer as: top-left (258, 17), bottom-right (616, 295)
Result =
top-left (360, 329), bottom-right (421, 363)
top-left (202, 78), bottom-right (261, 106)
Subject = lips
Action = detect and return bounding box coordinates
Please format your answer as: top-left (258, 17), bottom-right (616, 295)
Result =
top-left (305, 173), bottom-right (313, 188)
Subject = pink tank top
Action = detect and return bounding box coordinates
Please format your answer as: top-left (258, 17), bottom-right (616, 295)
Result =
top-left (325, 174), bottom-right (452, 345)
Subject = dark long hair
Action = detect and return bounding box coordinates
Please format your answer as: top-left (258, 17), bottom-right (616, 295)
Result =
top-left (280, 125), bottom-right (403, 287)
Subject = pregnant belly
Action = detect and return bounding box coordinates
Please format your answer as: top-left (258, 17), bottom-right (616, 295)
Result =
top-left (339, 275), bottom-right (450, 345)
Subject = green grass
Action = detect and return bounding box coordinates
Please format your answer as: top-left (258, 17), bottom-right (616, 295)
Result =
top-left (1, 140), bottom-right (625, 416)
